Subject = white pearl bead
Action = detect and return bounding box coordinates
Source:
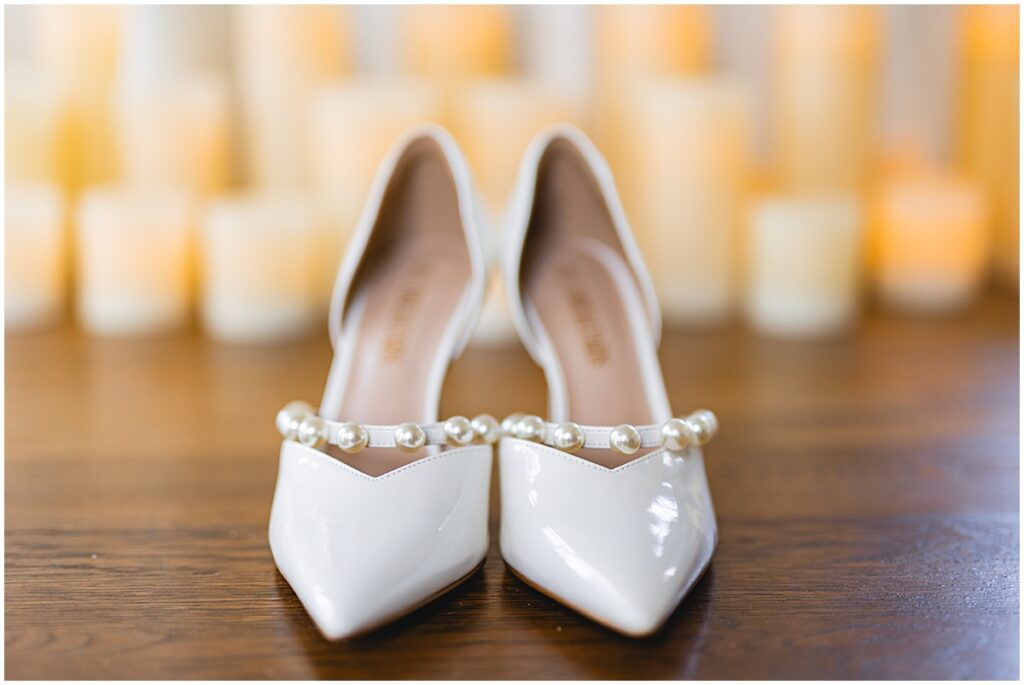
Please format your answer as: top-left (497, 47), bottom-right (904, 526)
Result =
top-left (551, 422), bottom-right (584, 452)
top-left (395, 422), bottom-right (426, 452)
top-left (296, 415), bottom-right (327, 448)
top-left (275, 400), bottom-right (314, 439)
top-left (443, 416), bottom-right (474, 446)
top-left (501, 413), bottom-right (523, 437)
top-left (687, 409), bottom-right (718, 445)
top-left (515, 414), bottom-right (545, 442)
top-left (470, 414), bottom-right (500, 444)
top-left (661, 418), bottom-right (694, 452)
top-left (609, 424), bottom-right (641, 455)
top-left (336, 422), bottom-right (368, 453)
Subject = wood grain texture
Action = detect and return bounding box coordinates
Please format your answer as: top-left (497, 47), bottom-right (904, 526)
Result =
top-left (5, 293), bottom-right (1019, 679)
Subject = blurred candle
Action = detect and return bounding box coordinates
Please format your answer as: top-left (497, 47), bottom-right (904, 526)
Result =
top-left (399, 5), bottom-right (511, 81)
top-left (627, 77), bottom-right (750, 325)
top-left (115, 76), bottom-right (229, 195)
top-left (115, 6), bottom-right (230, 194)
top-left (33, 5), bottom-right (122, 79)
top-left (594, 5), bottom-right (711, 81)
top-left (5, 68), bottom-right (65, 184)
top-left (309, 79), bottom-right (443, 304)
top-left (310, 79), bottom-right (443, 221)
top-left (235, 5), bottom-right (349, 188)
top-left (453, 79), bottom-right (580, 215)
top-left (76, 187), bottom-right (194, 337)
top-left (747, 195), bottom-right (862, 337)
top-left (521, 5), bottom-right (591, 109)
top-left (119, 5), bottom-right (229, 80)
top-left (5, 184), bottom-right (66, 330)
top-left (399, 5), bottom-right (512, 122)
top-left (874, 174), bottom-right (990, 314)
top-left (32, 5), bottom-right (122, 191)
top-left (773, 5), bottom-right (880, 193)
top-left (200, 194), bottom-right (321, 344)
top-left (959, 5), bottom-right (1019, 288)
top-left (594, 5), bottom-right (711, 191)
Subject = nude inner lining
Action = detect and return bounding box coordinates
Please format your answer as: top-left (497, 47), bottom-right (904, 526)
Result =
top-left (321, 141), bottom-right (470, 477)
top-left (522, 141), bottom-right (661, 468)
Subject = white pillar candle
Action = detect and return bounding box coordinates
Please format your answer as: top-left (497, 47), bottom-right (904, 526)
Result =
top-left (521, 5), bottom-right (592, 108)
top-left (398, 5), bottom-right (513, 123)
top-left (5, 68), bottom-right (65, 184)
top-left (874, 174), bottom-right (990, 314)
top-left (453, 79), bottom-right (581, 217)
top-left (76, 187), bottom-right (194, 337)
top-left (33, 5), bottom-right (122, 79)
top-left (746, 195), bottom-right (862, 337)
top-left (5, 183), bottom-right (66, 331)
top-left (115, 76), bottom-right (230, 195)
top-left (32, 5), bottom-right (122, 192)
top-left (593, 5), bottom-right (711, 192)
top-left (235, 5), bottom-right (349, 188)
top-left (309, 79), bottom-right (443, 306)
top-left (959, 5), bottom-right (1019, 288)
top-left (114, 6), bottom-right (230, 195)
top-left (626, 77), bottom-right (750, 325)
top-left (118, 5), bottom-right (229, 81)
top-left (399, 5), bottom-right (512, 81)
top-left (310, 79), bottom-right (443, 220)
top-left (773, 5), bottom-right (881, 193)
top-left (200, 194), bottom-right (321, 344)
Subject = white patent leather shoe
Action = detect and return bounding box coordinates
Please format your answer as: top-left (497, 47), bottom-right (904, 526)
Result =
top-left (499, 125), bottom-right (719, 637)
top-left (269, 126), bottom-right (494, 640)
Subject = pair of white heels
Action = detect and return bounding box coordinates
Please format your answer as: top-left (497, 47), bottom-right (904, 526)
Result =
top-left (269, 124), bottom-right (718, 639)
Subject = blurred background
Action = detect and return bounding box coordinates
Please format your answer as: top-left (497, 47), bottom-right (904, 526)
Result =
top-left (4, 4), bottom-right (1019, 344)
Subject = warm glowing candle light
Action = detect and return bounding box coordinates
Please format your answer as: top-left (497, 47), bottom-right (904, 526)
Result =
top-left (399, 5), bottom-right (512, 81)
top-left (114, 6), bottom-right (230, 195)
top-left (235, 5), bottom-right (349, 188)
top-left (33, 5), bottom-right (122, 79)
top-left (627, 77), bottom-right (750, 324)
top-left (594, 5), bottom-right (711, 80)
top-left (5, 184), bottom-right (66, 330)
top-left (310, 79), bottom-right (443, 223)
top-left (200, 194), bottom-right (322, 343)
top-left (309, 79), bottom-right (443, 305)
top-left (76, 187), bottom-right (194, 336)
top-left (33, 5), bottom-right (122, 191)
top-left (5, 69), bottom-right (65, 184)
top-left (116, 76), bottom-right (229, 195)
top-left (594, 5), bottom-right (711, 186)
top-left (747, 195), bottom-right (863, 337)
top-left (873, 174), bottom-right (990, 314)
top-left (959, 5), bottom-right (1019, 288)
top-left (454, 79), bottom-right (581, 215)
top-left (773, 5), bottom-right (880, 193)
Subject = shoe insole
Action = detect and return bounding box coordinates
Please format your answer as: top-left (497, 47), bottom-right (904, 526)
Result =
top-left (521, 141), bottom-right (668, 469)
top-left (321, 141), bottom-right (471, 477)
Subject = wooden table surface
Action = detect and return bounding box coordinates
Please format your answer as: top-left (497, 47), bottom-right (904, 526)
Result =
top-left (5, 292), bottom-right (1019, 679)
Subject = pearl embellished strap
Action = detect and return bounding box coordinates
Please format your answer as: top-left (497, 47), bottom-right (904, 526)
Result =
top-left (335, 422), bottom-right (448, 448)
top-left (276, 401), bottom-right (501, 452)
top-left (500, 410), bottom-right (718, 455)
top-left (554, 424), bottom-right (666, 450)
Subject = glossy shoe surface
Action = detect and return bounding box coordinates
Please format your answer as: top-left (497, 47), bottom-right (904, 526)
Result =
top-left (500, 124), bottom-right (719, 636)
top-left (268, 125), bottom-right (492, 639)
top-left (270, 440), bottom-right (491, 639)
top-left (499, 438), bottom-right (715, 636)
